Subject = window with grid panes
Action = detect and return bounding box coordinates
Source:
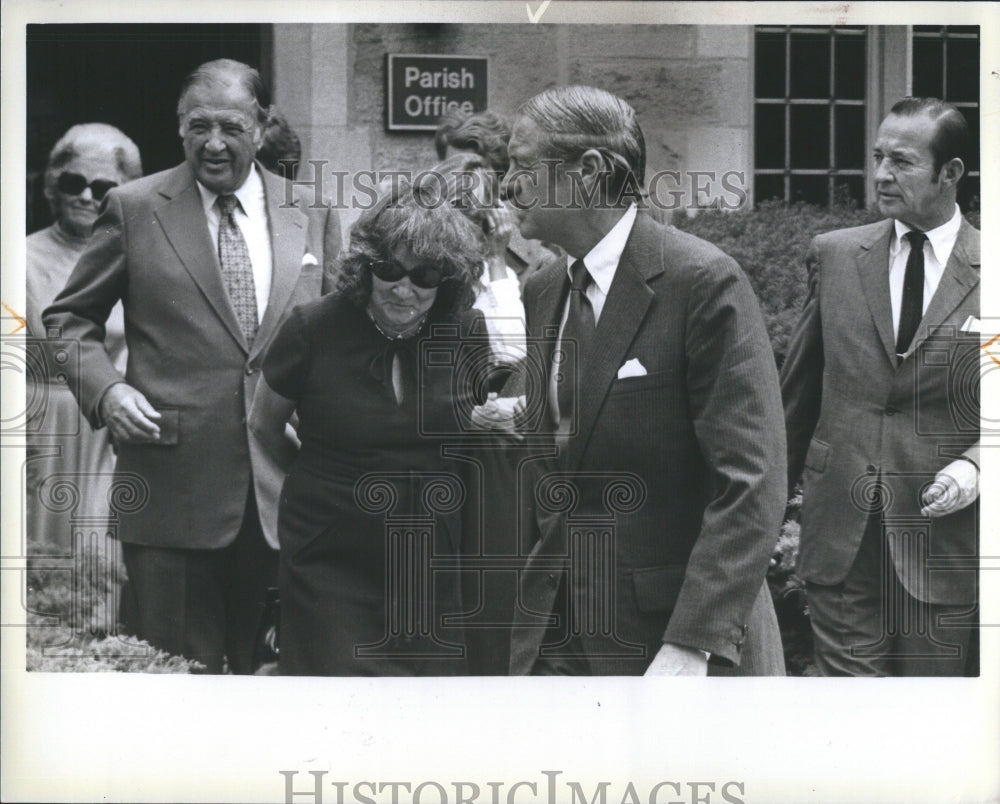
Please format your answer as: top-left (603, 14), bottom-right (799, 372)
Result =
top-left (912, 25), bottom-right (980, 212)
top-left (754, 26), bottom-right (867, 207)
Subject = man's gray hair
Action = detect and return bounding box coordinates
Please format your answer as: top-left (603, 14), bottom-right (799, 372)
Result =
top-left (176, 58), bottom-right (271, 124)
top-left (518, 85), bottom-right (646, 191)
top-left (44, 123), bottom-right (143, 213)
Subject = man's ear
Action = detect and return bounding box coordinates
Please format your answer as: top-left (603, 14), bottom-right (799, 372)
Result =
top-left (578, 148), bottom-right (606, 186)
top-left (253, 105), bottom-right (274, 149)
top-left (940, 157), bottom-right (965, 188)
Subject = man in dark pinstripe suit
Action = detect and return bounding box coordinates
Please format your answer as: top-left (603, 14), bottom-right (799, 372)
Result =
top-left (501, 86), bottom-right (786, 675)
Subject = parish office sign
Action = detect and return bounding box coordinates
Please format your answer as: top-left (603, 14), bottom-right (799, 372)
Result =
top-left (387, 54), bottom-right (488, 131)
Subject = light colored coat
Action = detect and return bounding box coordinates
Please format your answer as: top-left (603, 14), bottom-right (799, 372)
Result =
top-left (781, 218), bottom-right (981, 605)
top-left (43, 162), bottom-right (341, 551)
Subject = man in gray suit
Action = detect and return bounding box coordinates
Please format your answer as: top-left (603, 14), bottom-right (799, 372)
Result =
top-left (781, 97), bottom-right (980, 676)
top-left (501, 86), bottom-right (786, 675)
top-left (44, 59), bottom-right (341, 673)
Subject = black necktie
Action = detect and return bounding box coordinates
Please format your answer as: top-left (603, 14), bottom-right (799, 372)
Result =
top-left (557, 259), bottom-right (595, 424)
top-left (896, 230), bottom-right (927, 357)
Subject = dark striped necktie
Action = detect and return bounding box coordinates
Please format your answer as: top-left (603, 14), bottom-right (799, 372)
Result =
top-left (557, 259), bottom-right (595, 424)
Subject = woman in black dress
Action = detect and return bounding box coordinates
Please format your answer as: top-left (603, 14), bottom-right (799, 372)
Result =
top-left (248, 180), bottom-right (485, 675)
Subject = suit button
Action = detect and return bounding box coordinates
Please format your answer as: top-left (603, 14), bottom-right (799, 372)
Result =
top-left (866, 465), bottom-right (877, 475)
top-left (245, 366), bottom-right (256, 375)
top-left (885, 406), bottom-right (899, 416)
top-left (546, 573), bottom-right (558, 589)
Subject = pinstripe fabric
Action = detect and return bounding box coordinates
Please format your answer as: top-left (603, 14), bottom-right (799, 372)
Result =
top-left (511, 212), bottom-right (787, 675)
top-left (782, 218), bottom-right (980, 607)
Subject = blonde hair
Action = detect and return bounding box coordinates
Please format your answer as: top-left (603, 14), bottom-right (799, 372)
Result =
top-left (44, 123), bottom-right (142, 214)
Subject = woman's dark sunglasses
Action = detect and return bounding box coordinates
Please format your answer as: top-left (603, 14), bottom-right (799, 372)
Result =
top-left (57, 172), bottom-right (118, 201)
top-left (369, 259), bottom-right (445, 289)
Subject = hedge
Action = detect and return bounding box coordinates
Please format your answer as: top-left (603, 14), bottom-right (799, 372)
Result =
top-left (672, 198), bottom-right (980, 365)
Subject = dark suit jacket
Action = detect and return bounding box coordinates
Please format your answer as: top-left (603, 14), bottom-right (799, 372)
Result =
top-left (781, 218), bottom-right (980, 605)
top-left (509, 212), bottom-right (787, 673)
top-left (43, 162), bottom-right (341, 551)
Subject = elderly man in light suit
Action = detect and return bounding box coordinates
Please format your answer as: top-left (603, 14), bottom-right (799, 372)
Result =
top-left (781, 97), bottom-right (980, 676)
top-left (500, 86), bottom-right (786, 676)
top-left (44, 59), bottom-right (341, 673)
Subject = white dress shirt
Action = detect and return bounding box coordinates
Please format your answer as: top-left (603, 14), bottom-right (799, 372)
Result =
top-left (196, 166), bottom-right (273, 323)
top-left (551, 204), bottom-right (639, 421)
top-left (889, 204), bottom-right (962, 341)
top-left (473, 263), bottom-right (528, 366)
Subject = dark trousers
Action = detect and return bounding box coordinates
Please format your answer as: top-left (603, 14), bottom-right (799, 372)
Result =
top-left (806, 512), bottom-right (978, 677)
top-left (120, 487), bottom-right (278, 674)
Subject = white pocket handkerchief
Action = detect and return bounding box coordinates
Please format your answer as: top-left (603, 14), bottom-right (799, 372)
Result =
top-left (960, 315), bottom-right (981, 334)
top-left (617, 358), bottom-right (647, 379)
top-left (302, 253), bottom-right (318, 267)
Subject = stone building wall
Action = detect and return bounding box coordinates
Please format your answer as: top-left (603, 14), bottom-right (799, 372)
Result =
top-left (273, 23), bottom-right (754, 236)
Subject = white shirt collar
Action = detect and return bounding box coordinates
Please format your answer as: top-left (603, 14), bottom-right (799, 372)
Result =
top-left (195, 164), bottom-right (265, 218)
top-left (566, 204), bottom-right (639, 294)
top-left (891, 204), bottom-right (962, 267)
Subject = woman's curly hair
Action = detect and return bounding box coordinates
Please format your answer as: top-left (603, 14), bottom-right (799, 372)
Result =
top-left (334, 176), bottom-right (486, 321)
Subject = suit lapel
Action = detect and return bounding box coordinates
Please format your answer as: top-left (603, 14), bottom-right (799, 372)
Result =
top-left (251, 165), bottom-right (308, 361)
top-left (568, 214), bottom-right (660, 469)
top-left (154, 165), bottom-right (248, 352)
top-left (906, 217), bottom-right (980, 355)
top-left (853, 220), bottom-right (897, 366)
top-left (529, 262), bottom-right (569, 415)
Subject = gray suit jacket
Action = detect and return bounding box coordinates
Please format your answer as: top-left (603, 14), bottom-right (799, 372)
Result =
top-left (781, 217), bottom-right (980, 604)
top-left (43, 162), bottom-right (341, 550)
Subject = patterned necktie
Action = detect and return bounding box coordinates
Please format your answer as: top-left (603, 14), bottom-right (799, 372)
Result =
top-left (557, 259), bottom-right (596, 424)
top-left (217, 194), bottom-right (259, 346)
top-left (896, 230), bottom-right (927, 357)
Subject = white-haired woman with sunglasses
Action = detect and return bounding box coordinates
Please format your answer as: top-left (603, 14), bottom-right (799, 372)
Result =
top-left (26, 123), bottom-right (142, 552)
top-left (248, 179), bottom-right (485, 675)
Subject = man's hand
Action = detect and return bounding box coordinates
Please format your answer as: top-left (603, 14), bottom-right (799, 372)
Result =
top-left (644, 642), bottom-right (708, 676)
top-left (482, 203), bottom-right (517, 268)
top-left (100, 383), bottom-right (162, 444)
top-left (470, 393), bottom-right (524, 440)
top-left (920, 458), bottom-right (979, 517)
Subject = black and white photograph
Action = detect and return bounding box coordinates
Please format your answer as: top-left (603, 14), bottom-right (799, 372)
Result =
top-left (1, 1), bottom-right (997, 802)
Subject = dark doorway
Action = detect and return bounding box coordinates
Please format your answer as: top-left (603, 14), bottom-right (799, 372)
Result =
top-left (26, 23), bottom-right (271, 233)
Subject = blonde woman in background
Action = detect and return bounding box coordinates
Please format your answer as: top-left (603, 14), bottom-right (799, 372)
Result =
top-left (26, 123), bottom-right (142, 553)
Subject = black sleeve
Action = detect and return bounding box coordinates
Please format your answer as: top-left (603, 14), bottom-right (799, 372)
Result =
top-left (262, 305), bottom-right (311, 402)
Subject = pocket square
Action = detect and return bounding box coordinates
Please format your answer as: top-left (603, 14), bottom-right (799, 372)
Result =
top-left (301, 253), bottom-right (318, 267)
top-left (617, 358), bottom-right (647, 379)
top-left (960, 315), bottom-right (981, 334)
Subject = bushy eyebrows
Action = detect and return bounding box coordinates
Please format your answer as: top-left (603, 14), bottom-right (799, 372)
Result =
top-left (184, 109), bottom-right (253, 123)
top-left (873, 144), bottom-right (919, 159)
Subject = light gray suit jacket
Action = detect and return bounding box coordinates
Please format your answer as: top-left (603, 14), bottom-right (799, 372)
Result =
top-left (43, 162), bottom-right (341, 550)
top-left (781, 217), bottom-right (980, 604)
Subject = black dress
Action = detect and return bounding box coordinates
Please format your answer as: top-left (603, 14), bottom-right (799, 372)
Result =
top-left (263, 295), bottom-right (475, 675)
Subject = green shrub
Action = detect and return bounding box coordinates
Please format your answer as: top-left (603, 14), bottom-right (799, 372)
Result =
top-left (25, 537), bottom-right (200, 673)
top-left (26, 636), bottom-right (203, 673)
top-left (674, 199), bottom-right (981, 364)
top-left (673, 199), bottom-right (878, 364)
